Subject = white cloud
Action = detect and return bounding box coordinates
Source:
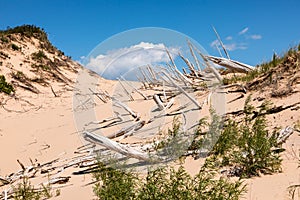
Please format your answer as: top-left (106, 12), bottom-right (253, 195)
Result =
top-left (224, 43), bottom-right (248, 51)
top-left (239, 27), bottom-right (249, 35)
top-left (226, 36), bottom-right (233, 40)
top-left (85, 42), bottom-right (181, 79)
top-left (249, 34), bottom-right (262, 40)
top-left (210, 39), bottom-right (220, 48)
top-left (210, 39), bottom-right (247, 52)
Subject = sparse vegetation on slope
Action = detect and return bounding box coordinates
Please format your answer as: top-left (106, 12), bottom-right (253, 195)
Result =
top-left (0, 75), bottom-right (14, 94)
top-left (223, 45), bottom-right (300, 97)
top-left (0, 24), bottom-right (65, 55)
top-left (12, 177), bottom-right (60, 200)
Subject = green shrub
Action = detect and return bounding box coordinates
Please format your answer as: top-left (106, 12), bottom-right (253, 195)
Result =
top-left (92, 163), bottom-right (245, 200)
top-left (31, 50), bottom-right (47, 60)
top-left (12, 177), bottom-right (58, 200)
top-left (93, 162), bottom-right (137, 200)
top-left (154, 117), bottom-right (192, 160)
top-left (0, 35), bottom-right (9, 43)
top-left (11, 71), bottom-right (26, 81)
top-left (0, 75), bottom-right (14, 94)
top-left (212, 96), bottom-right (282, 177)
top-left (11, 43), bottom-right (20, 51)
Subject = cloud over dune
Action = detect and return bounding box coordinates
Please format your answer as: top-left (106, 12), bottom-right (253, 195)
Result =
top-left (85, 42), bottom-right (180, 79)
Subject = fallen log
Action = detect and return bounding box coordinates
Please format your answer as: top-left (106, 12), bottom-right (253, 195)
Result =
top-left (83, 131), bottom-right (155, 161)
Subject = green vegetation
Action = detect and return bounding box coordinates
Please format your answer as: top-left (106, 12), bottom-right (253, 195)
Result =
top-left (32, 64), bottom-right (51, 71)
top-left (12, 177), bottom-right (59, 200)
top-left (11, 71), bottom-right (27, 81)
top-left (11, 43), bottom-right (20, 51)
top-left (0, 75), bottom-right (14, 94)
top-left (0, 25), bottom-right (48, 43)
top-left (31, 50), bottom-right (47, 60)
top-left (209, 96), bottom-right (282, 177)
top-left (223, 45), bottom-right (300, 85)
top-left (93, 163), bottom-right (245, 200)
top-left (0, 35), bottom-right (9, 43)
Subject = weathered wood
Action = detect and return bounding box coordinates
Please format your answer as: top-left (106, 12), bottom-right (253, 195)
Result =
top-left (277, 126), bottom-right (294, 144)
top-left (187, 39), bottom-right (202, 71)
top-left (106, 120), bottom-right (146, 139)
top-left (89, 88), bottom-right (107, 103)
top-left (179, 53), bottom-right (198, 78)
top-left (153, 94), bottom-right (174, 111)
top-left (113, 99), bottom-right (139, 119)
top-left (118, 79), bottom-right (134, 101)
top-left (206, 55), bottom-right (253, 73)
top-left (50, 85), bottom-right (58, 97)
top-left (83, 131), bottom-right (154, 161)
top-left (212, 26), bottom-right (231, 60)
top-left (162, 71), bottom-right (202, 109)
top-left (120, 77), bottom-right (148, 100)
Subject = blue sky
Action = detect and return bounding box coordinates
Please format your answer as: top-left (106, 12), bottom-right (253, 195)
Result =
top-left (1, 0), bottom-right (300, 68)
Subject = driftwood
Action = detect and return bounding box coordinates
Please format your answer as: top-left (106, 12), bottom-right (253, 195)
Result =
top-left (113, 99), bottom-right (139, 120)
top-left (277, 126), bottom-right (294, 144)
top-left (205, 55), bottom-right (254, 73)
top-left (153, 94), bottom-right (174, 111)
top-left (89, 88), bottom-right (107, 103)
top-left (212, 26), bottom-right (231, 60)
top-left (118, 78), bottom-right (134, 101)
top-left (187, 39), bottom-right (202, 71)
top-left (50, 85), bottom-right (58, 97)
top-left (45, 176), bottom-right (71, 185)
top-left (120, 77), bottom-right (148, 100)
top-left (82, 131), bottom-right (154, 161)
top-left (106, 120), bottom-right (146, 139)
top-left (162, 71), bottom-right (202, 109)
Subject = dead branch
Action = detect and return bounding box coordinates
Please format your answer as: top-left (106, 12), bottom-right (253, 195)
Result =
top-left (83, 131), bottom-right (155, 161)
top-left (113, 99), bottom-right (139, 120)
top-left (187, 39), bottom-right (201, 71)
top-left (162, 71), bottom-right (202, 109)
top-left (277, 126), bottom-right (294, 144)
top-left (50, 85), bottom-right (58, 97)
top-left (120, 76), bottom-right (148, 100)
top-left (106, 120), bottom-right (146, 139)
top-left (118, 79), bottom-right (134, 101)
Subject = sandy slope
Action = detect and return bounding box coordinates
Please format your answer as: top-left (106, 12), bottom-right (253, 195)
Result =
top-left (0, 31), bottom-right (299, 199)
top-left (1, 77), bottom-right (299, 199)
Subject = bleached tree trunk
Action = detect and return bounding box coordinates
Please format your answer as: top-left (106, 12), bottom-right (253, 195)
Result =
top-left (83, 131), bottom-right (154, 161)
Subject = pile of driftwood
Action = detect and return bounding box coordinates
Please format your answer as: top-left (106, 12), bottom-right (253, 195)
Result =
top-left (72, 35), bottom-right (256, 167)
top-left (0, 143), bottom-right (98, 199)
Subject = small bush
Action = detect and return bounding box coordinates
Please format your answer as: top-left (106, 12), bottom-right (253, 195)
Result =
top-left (11, 43), bottom-right (20, 51)
top-left (211, 96), bottom-right (282, 177)
top-left (0, 75), bottom-right (14, 94)
top-left (93, 162), bottom-right (137, 200)
top-left (0, 35), bottom-right (9, 43)
top-left (31, 50), bottom-right (47, 60)
top-left (12, 177), bottom-right (58, 200)
top-left (11, 71), bottom-right (26, 81)
top-left (92, 163), bottom-right (245, 200)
